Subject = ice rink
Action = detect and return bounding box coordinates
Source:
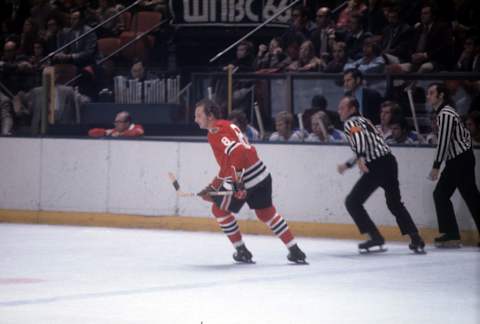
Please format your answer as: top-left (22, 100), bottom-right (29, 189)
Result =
top-left (0, 223), bottom-right (478, 324)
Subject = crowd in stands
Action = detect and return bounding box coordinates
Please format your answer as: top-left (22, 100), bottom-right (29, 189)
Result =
top-left (0, 0), bottom-right (479, 142)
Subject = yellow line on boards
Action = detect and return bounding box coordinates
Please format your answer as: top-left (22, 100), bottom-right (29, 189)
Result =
top-left (0, 209), bottom-right (478, 246)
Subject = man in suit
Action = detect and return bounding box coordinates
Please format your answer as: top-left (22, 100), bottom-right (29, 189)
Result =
top-left (400, 4), bottom-right (454, 72)
top-left (343, 68), bottom-right (383, 125)
top-left (53, 8), bottom-right (97, 68)
top-left (381, 6), bottom-right (413, 64)
top-left (30, 67), bottom-right (77, 135)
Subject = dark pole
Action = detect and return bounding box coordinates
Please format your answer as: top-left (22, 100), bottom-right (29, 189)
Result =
top-left (39, 0), bottom-right (142, 64)
top-left (331, 1), bottom-right (348, 14)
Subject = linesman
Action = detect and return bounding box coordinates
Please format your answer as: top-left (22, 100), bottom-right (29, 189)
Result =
top-left (426, 83), bottom-right (480, 248)
top-left (336, 96), bottom-right (425, 253)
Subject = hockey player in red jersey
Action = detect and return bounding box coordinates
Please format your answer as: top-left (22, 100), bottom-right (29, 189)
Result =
top-left (194, 98), bottom-right (307, 264)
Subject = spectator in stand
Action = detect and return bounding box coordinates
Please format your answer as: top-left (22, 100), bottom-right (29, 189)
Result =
top-left (344, 14), bottom-right (371, 61)
top-left (88, 111), bottom-right (144, 137)
top-left (445, 79), bottom-right (472, 116)
top-left (254, 37), bottom-right (286, 72)
top-left (130, 60), bottom-right (149, 81)
top-left (19, 18), bottom-right (40, 56)
top-left (223, 41), bottom-right (255, 73)
top-left (375, 100), bottom-right (402, 140)
top-left (305, 111), bottom-right (345, 143)
top-left (269, 111), bottom-right (303, 142)
top-left (28, 39), bottom-right (49, 71)
top-left (302, 94), bottom-right (327, 133)
top-left (310, 7), bottom-right (335, 61)
top-left (282, 5), bottom-right (314, 45)
top-left (302, 94), bottom-right (342, 132)
top-left (366, 0), bottom-right (387, 36)
top-left (456, 36), bottom-right (480, 72)
top-left (324, 41), bottom-right (348, 73)
top-left (344, 37), bottom-right (385, 74)
top-left (0, 92), bottom-right (14, 135)
top-left (211, 41), bottom-right (255, 115)
top-left (53, 8), bottom-right (97, 68)
top-left (228, 109), bottom-right (260, 142)
top-left (343, 68), bottom-right (383, 124)
top-left (276, 35), bottom-right (302, 72)
top-left (1, 0), bottom-right (30, 33)
top-left (226, 41), bottom-right (255, 114)
top-left (43, 16), bottom-right (62, 55)
top-left (465, 111), bottom-right (480, 145)
top-left (94, 0), bottom-right (122, 38)
top-left (386, 115), bottom-right (421, 145)
top-left (72, 0), bottom-right (99, 27)
top-left (29, 66), bottom-right (80, 135)
top-left (381, 6), bottom-right (413, 65)
top-left (336, 0), bottom-right (367, 30)
top-left (399, 4), bottom-right (454, 73)
top-left (30, 0), bottom-right (56, 31)
top-left (0, 41), bottom-right (35, 94)
top-left (286, 40), bottom-right (325, 72)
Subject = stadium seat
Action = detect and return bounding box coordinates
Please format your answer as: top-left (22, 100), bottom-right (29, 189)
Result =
top-left (119, 32), bottom-right (153, 62)
top-left (119, 11), bottom-right (132, 31)
top-left (130, 11), bottom-right (163, 32)
top-left (97, 37), bottom-right (122, 58)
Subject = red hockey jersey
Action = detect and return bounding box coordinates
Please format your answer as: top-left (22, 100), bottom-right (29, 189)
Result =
top-left (208, 120), bottom-right (269, 190)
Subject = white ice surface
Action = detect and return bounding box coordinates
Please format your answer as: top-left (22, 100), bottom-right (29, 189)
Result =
top-left (0, 224), bottom-right (478, 324)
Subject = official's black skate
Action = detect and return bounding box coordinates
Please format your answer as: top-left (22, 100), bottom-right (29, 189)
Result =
top-left (358, 235), bottom-right (386, 254)
top-left (434, 234), bottom-right (462, 248)
top-left (408, 232), bottom-right (426, 254)
top-left (233, 244), bottom-right (254, 264)
top-left (287, 244), bottom-right (308, 264)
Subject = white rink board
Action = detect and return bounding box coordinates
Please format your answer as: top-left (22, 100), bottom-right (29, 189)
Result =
top-left (0, 138), bottom-right (479, 230)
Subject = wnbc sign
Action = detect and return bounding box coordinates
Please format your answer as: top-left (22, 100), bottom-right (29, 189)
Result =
top-left (170, 0), bottom-right (295, 27)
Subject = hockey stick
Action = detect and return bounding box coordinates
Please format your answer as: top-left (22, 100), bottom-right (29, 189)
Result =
top-left (253, 101), bottom-right (265, 140)
top-left (167, 172), bottom-right (233, 197)
top-left (405, 83), bottom-right (421, 136)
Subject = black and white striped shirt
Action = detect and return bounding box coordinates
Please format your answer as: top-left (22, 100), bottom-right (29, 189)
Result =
top-left (344, 115), bottom-right (391, 165)
top-left (433, 105), bottom-right (472, 168)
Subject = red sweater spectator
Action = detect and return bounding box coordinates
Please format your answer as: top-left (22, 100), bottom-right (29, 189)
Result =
top-left (88, 111), bottom-right (144, 137)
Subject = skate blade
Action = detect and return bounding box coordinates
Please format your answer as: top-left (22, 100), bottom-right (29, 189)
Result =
top-left (434, 241), bottom-right (462, 249)
top-left (359, 246), bottom-right (388, 254)
top-left (234, 260), bottom-right (256, 264)
top-left (411, 247), bottom-right (427, 255)
top-left (288, 259), bottom-right (309, 265)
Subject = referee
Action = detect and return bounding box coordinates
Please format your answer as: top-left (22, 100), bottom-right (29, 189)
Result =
top-left (336, 96), bottom-right (425, 253)
top-left (426, 83), bottom-right (480, 248)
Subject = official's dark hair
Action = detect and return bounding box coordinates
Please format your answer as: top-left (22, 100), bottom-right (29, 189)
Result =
top-left (343, 68), bottom-right (364, 80)
top-left (428, 82), bottom-right (454, 108)
top-left (196, 98), bottom-right (222, 119)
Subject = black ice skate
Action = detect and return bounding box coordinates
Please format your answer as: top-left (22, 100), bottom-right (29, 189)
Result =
top-left (358, 233), bottom-right (386, 254)
top-left (287, 244), bottom-right (308, 264)
top-left (409, 233), bottom-right (426, 254)
top-left (233, 244), bottom-right (254, 264)
top-left (434, 234), bottom-right (462, 248)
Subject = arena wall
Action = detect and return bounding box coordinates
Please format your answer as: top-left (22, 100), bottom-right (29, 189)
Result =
top-left (0, 137), bottom-right (478, 244)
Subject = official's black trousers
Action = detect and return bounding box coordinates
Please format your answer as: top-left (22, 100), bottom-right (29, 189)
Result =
top-left (433, 149), bottom-right (480, 236)
top-left (345, 154), bottom-right (418, 236)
